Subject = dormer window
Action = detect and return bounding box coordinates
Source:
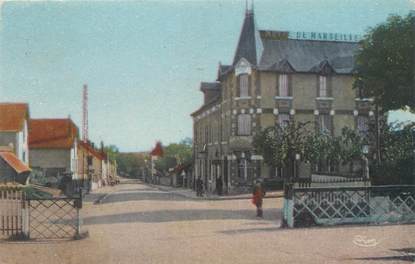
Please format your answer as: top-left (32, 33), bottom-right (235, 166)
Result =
top-left (319, 75), bottom-right (327, 97)
top-left (239, 74), bottom-right (249, 97)
top-left (278, 74), bottom-right (289, 97)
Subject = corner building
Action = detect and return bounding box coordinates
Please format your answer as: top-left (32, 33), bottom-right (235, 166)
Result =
top-left (191, 9), bottom-right (373, 194)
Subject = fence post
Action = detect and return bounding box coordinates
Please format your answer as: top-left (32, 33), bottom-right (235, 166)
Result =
top-left (22, 194), bottom-right (30, 239)
top-left (74, 194), bottom-right (82, 239)
top-left (282, 183), bottom-right (294, 228)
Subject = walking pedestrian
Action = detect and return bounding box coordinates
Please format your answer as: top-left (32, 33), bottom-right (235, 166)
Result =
top-left (252, 179), bottom-right (266, 217)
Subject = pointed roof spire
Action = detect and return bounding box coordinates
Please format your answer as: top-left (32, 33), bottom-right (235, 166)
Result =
top-left (233, 2), bottom-right (263, 66)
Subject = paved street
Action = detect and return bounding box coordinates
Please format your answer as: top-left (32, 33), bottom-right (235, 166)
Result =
top-left (0, 179), bottom-right (414, 264)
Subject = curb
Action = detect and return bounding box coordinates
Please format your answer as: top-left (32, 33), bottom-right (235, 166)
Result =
top-left (149, 184), bottom-right (283, 201)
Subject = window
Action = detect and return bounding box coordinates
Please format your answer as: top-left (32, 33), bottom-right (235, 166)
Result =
top-left (239, 74), bottom-right (249, 97)
top-left (237, 152), bottom-right (253, 180)
top-left (278, 74), bottom-right (289, 96)
top-left (319, 75), bottom-right (327, 97)
top-left (357, 115), bottom-right (369, 137)
top-left (278, 114), bottom-right (290, 129)
top-left (318, 114), bottom-right (332, 134)
top-left (237, 114), bottom-right (251, 136)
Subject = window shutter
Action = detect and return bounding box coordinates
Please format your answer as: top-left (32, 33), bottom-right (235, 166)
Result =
top-left (237, 75), bottom-right (240, 97)
top-left (276, 74), bottom-right (279, 96)
top-left (248, 75), bottom-right (251, 96)
top-left (316, 75), bottom-right (320, 97)
top-left (328, 75), bottom-right (332, 97)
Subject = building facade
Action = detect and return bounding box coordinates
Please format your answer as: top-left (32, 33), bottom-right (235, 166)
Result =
top-left (29, 118), bottom-right (79, 187)
top-left (191, 9), bottom-right (373, 194)
top-left (0, 103), bottom-right (30, 165)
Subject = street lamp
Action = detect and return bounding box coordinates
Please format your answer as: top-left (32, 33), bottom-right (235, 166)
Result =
top-left (294, 153), bottom-right (301, 179)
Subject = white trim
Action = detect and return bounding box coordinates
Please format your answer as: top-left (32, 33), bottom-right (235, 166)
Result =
top-left (249, 108), bottom-right (254, 114)
top-left (353, 110), bottom-right (359, 116)
top-left (256, 108), bottom-right (262, 114)
top-left (251, 155), bottom-right (264, 161)
top-left (221, 141), bottom-right (227, 145)
top-left (241, 109), bottom-right (246, 114)
top-left (232, 109), bottom-right (237, 115)
top-left (235, 58), bottom-right (252, 76)
top-left (290, 109), bottom-right (296, 115)
top-left (274, 96), bottom-right (293, 100)
top-left (316, 97), bottom-right (334, 101)
top-left (369, 111), bottom-right (374, 117)
top-left (330, 110), bottom-right (335, 116)
top-left (234, 96), bottom-right (252, 101)
top-left (256, 96), bottom-right (262, 99)
top-left (355, 98), bottom-right (374, 102)
top-left (314, 109), bottom-right (319, 115)
top-left (273, 108), bottom-right (279, 115)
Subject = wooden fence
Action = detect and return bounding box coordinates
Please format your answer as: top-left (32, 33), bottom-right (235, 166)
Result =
top-left (0, 187), bottom-right (27, 238)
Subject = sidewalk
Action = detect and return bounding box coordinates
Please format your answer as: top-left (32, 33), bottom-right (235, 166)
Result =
top-left (152, 184), bottom-right (283, 200)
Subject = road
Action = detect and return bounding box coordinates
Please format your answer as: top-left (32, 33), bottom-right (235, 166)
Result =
top-left (0, 179), bottom-right (414, 264)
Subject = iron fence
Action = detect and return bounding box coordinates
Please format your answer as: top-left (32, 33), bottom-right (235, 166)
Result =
top-left (28, 197), bottom-right (82, 239)
top-left (283, 184), bottom-right (415, 227)
top-left (0, 187), bottom-right (82, 240)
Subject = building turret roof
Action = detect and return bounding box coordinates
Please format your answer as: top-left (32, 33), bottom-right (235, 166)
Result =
top-left (232, 9), bottom-right (263, 66)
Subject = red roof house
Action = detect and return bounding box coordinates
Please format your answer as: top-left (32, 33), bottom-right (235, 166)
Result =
top-left (150, 141), bottom-right (163, 157)
top-left (29, 119), bottom-right (78, 149)
top-left (0, 103), bottom-right (30, 164)
top-left (0, 103), bottom-right (29, 132)
top-left (28, 118), bottom-right (79, 183)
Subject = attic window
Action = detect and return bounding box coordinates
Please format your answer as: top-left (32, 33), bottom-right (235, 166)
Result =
top-left (239, 74), bottom-right (249, 97)
top-left (278, 74), bottom-right (289, 96)
top-left (319, 75), bottom-right (327, 97)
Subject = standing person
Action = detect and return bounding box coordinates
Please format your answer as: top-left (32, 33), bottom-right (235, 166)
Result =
top-left (252, 180), bottom-right (266, 217)
top-left (216, 177), bottom-right (223, 196)
top-left (196, 178), bottom-right (203, 197)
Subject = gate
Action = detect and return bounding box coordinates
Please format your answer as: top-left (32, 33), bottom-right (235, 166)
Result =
top-left (28, 197), bottom-right (82, 239)
top-left (0, 187), bottom-right (82, 240)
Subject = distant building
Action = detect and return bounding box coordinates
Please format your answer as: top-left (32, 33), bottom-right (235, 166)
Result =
top-left (78, 141), bottom-right (105, 190)
top-left (191, 9), bottom-right (373, 194)
top-left (29, 118), bottom-right (79, 187)
top-left (0, 103), bottom-right (30, 165)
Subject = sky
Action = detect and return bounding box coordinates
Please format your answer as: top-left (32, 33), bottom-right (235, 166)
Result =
top-left (0, 0), bottom-right (414, 152)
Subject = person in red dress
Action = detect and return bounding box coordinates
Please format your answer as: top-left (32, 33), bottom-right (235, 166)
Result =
top-left (252, 180), bottom-right (266, 217)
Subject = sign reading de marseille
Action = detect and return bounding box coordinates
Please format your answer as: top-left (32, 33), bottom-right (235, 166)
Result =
top-left (289, 31), bottom-right (361, 42)
top-left (259, 30), bottom-right (361, 42)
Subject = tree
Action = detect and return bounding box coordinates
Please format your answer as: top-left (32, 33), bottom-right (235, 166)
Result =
top-left (371, 122), bottom-right (415, 184)
top-left (254, 123), bottom-right (366, 178)
top-left (103, 145), bottom-right (119, 162)
top-left (253, 122), bottom-right (310, 178)
top-left (354, 13), bottom-right (415, 112)
top-left (116, 153), bottom-right (146, 178)
top-left (154, 139), bottom-right (193, 174)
